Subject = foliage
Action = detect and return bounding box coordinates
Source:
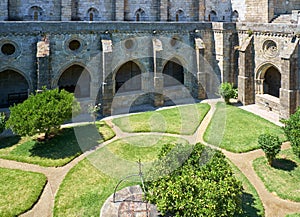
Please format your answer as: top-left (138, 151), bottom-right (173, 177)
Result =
top-left (258, 134), bottom-right (281, 165)
top-left (145, 143), bottom-right (243, 217)
top-left (0, 121), bottom-right (115, 167)
top-left (6, 88), bottom-right (80, 140)
top-left (87, 103), bottom-right (101, 124)
top-left (218, 83), bottom-right (236, 104)
top-left (253, 149), bottom-right (300, 202)
top-left (0, 168), bottom-right (46, 217)
top-left (282, 108), bottom-right (300, 158)
top-left (0, 112), bottom-right (6, 134)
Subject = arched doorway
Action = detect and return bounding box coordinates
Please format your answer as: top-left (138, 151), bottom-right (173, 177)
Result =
top-left (0, 70), bottom-right (29, 107)
top-left (208, 11), bottom-right (217, 21)
top-left (163, 59), bottom-right (184, 87)
top-left (115, 61), bottom-right (142, 93)
top-left (58, 65), bottom-right (91, 98)
top-left (263, 66), bottom-right (281, 98)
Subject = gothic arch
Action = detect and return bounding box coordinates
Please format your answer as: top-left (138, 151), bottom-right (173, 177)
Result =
top-left (232, 10), bottom-right (239, 22)
top-left (208, 10), bottom-right (217, 21)
top-left (0, 69), bottom-right (30, 107)
top-left (28, 6), bottom-right (43, 21)
top-left (86, 7), bottom-right (99, 21)
top-left (162, 58), bottom-right (184, 87)
top-left (135, 8), bottom-right (146, 21)
top-left (256, 63), bottom-right (281, 98)
top-left (114, 61), bottom-right (142, 93)
top-left (56, 63), bottom-right (92, 98)
top-left (175, 9), bottom-right (185, 21)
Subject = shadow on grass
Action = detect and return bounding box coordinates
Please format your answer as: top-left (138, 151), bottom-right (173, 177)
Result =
top-left (30, 125), bottom-right (103, 160)
top-left (272, 158), bottom-right (297, 172)
top-left (0, 136), bottom-right (21, 149)
top-left (236, 192), bottom-right (262, 217)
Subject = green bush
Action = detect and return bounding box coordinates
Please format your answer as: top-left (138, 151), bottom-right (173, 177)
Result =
top-left (258, 133), bottom-right (281, 165)
top-left (282, 108), bottom-right (300, 158)
top-left (0, 112), bottom-right (6, 134)
top-left (145, 143), bottom-right (243, 217)
top-left (218, 82), bottom-right (236, 104)
top-left (6, 88), bottom-right (80, 140)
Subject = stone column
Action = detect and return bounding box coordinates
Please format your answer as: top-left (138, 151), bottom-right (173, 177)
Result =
top-left (238, 36), bottom-right (255, 105)
top-left (160, 0), bottom-right (168, 21)
top-left (195, 38), bottom-right (206, 99)
top-left (0, 0), bottom-right (8, 20)
top-left (101, 39), bottom-right (113, 116)
top-left (36, 37), bottom-right (51, 90)
top-left (153, 38), bottom-right (164, 106)
top-left (61, 0), bottom-right (72, 21)
top-left (115, 0), bottom-right (124, 21)
top-left (280, 57), bottom-right (299, 119)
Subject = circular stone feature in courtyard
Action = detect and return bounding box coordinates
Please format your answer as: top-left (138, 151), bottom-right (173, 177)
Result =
top-left (68, 39), bottom-right (81, 51)
top-left (100, 185), bottom-right (159, 217)
top-left (1, 43), bottom-right (16, 55)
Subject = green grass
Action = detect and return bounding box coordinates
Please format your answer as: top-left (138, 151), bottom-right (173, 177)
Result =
top-left (228, 160), bottom-right (265, 217)
top-left (0, 121), bottom-right (115, 167)
top-left (112, 103), bottom-right (210, 135)
top-left (286, 214), bottom-right (300, 217)
top-left (54, 135), bottom-right (187, 216)
top-left (0, 167), bottom-right (47, 217)
top-left (204, 103), bottom-right (284, 153)
top-left (253, 149), bottom-right (300, 202)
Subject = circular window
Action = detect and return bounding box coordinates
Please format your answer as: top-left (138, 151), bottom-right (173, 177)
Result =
top-left (1, 43), bottom-right (16, 55)
top-left (69, 40), bottom-right (81, 51)
top-left (124, 39), bottom-right (134, 50)
top-left (263, 40), bottom-right (278, 57)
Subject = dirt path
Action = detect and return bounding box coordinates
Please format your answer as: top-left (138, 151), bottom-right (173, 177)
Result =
top-left (0, 99), bottom-right (299, 217)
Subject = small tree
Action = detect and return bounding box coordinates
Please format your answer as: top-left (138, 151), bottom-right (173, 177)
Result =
top-left (218, 82), bottom-right (236, 104)
top-left (145, 143), bottom-right (243, 216)
top-left (258, 133), bottom-right (281, 165)
top-left (282, 108), bottom-right (300, 158)
top-left (0, 112), bottom-right (6, 134)
top-left (6, 88), bottom-right (80, 140)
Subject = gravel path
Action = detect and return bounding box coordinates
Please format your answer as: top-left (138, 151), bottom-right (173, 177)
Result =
top-left (0, 99), bottom-right (299, 217)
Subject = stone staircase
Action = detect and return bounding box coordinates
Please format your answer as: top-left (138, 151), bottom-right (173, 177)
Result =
top-left (271, 14), bottom-right (293, 23)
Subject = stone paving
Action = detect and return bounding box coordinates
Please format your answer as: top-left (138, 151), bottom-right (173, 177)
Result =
top-left (0, 99), bottom-right (299, 217)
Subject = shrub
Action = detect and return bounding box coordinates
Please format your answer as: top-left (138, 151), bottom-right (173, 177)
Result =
top-left (0, 112), bottom-right (6, 134)
top-left (258, 133), bottom-right (281, 165)
top-left (218, 82), bottom-right (236, 104)
top-left (145, 143), bottom-right (243, 217)
top-left (282, 108), bottom-right (300, 158)
top-left (6, 88), bottom-right (80, 140)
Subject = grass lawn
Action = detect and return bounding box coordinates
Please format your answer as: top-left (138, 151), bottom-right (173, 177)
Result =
top-left (253, 149), bottom-right (300, 202)
top-left (204, 103), bottom-right (284, 153)
top-left (54, 135), bottom-right (187, 216)
top-left (228, 161), bottom-right (265, 217)
top-left (0, 167), bottom-right (47, 217)
top-left (286, 214), bottom-right (300, 217)
top-left (0, 121), bottom-right (115, 167)
top-left (112, 103), bottom-right (210, 135)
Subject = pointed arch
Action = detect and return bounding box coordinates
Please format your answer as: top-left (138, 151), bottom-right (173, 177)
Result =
top-left (175, 9), bottom-right (185, 21)
top-left (162, 58), bottom-right (184, 87)
top-left (135, 8), bottom-right (146, 21)
top-left (115, 61), bottom-right (142, 93)
top-left (208, 10), bottom-right (217, 21)
top-left (57, 64), bottom-right (91, 98)
top-left (0, 69), bottom-right (30, 107)
top-left (86, 7), bottom-right (99, 21)
top-left (28, 6), bottom-right (43, 21)
top-left (232, 10), bottom-right (239, 22)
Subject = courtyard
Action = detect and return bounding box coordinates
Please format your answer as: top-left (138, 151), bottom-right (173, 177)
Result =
top-left (0, 99), bottom-right (299, 217)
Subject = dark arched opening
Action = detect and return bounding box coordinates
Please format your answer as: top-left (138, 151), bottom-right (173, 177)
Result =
top-left (163, 59), bottom-right (184, 87)
top-left (0, 70), bottom-right (29, 107)
top-left (263, 66), bottom-right (281, 98)
top-left (58, 65), bottom-right (91, 98)
top-left (115, 61), bottom-right (142, 93)
top-left (209, 10), bottom-right (217, 21)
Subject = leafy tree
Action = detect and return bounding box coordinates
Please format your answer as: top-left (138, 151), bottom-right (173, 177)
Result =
top-left (282, 108), bottom-right (300, 158)
top-left (0, 112), bottom-right (6, 134)
top-left (219, 82), bottom-right (236, 104)
top-left (6, 88), bottom-right (80, 140)
top-left (258, 133), bottom-right (281, 165)
top-left (145, 143), bottom-right (243, 217)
